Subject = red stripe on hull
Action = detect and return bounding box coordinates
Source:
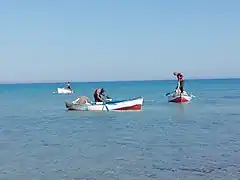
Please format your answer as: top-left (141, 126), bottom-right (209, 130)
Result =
top-left (169, 97), bottom-right (189, 103)
top-left (113, 104), bottom-right (142, 110)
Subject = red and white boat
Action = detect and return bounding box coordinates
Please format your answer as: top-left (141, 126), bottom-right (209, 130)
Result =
top-left (65, 96), bottom-right (144, 111)
top-left (167, 91), bottom-right (192, 103)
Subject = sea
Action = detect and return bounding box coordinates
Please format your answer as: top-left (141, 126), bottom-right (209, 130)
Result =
top-left (0, 78), bottom-right (240, 180)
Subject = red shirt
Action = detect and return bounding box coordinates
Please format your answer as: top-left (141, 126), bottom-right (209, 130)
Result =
top-left (177, 73), bottom-right (184, 81)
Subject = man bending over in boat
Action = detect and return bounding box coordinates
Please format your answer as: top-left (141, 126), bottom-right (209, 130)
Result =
top-left (93, 88), bottom-right (107, 102)
top-left (173, 72), bottom-right (184, 94)
top-left (66, 82), bottom-right (72, 91)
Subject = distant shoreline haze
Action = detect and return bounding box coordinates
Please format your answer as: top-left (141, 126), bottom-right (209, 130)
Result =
top-left (0, 77), bottom-right (239, 85)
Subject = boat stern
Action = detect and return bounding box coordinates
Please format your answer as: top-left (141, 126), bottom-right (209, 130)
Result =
top-left (111, 96), bottom-right (144, 111)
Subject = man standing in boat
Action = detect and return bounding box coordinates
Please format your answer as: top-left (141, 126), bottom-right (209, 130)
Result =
top-left (173, 72), bottom-right (184, 94)
top-left (93, 88), bottom-right (107, 102)
top-left (66, 82), bottom-right (72, 91)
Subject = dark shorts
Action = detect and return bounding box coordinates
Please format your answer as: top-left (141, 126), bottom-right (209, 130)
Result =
top-left (179, 80), bottom-right (184, 92)
top-left (180, 80), bottom-right (184, 88)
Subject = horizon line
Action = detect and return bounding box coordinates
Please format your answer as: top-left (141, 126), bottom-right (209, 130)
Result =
top-left (0, 77), bottom-right (239, 85)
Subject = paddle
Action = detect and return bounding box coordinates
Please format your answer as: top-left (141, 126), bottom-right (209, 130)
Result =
top-left (103, 101), bottom-right (109, 112)
top-left (165, 92), bottom-right (172, 96)
top-left (165, 81), bottom-right (180, 96)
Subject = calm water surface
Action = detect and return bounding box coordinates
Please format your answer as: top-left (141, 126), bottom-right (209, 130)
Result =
top-left (0, 79), bottom-right (240, 179)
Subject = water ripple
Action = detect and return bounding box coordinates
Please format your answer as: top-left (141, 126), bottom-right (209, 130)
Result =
top-left (1, 81), bottom-right (240, 179)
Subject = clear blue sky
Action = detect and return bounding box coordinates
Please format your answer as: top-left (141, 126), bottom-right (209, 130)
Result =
top-left (0, 0), bottom-right (239, 83)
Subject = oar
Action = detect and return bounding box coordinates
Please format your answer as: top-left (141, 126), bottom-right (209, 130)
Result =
top-left (103, 101), bottom-right (109, 112)
top-left (165, 92), bottom-right (172, 96)
top-left (177, 81), bottom-right (180, 90)
top-left (166, 81), bottom-right (180, 96)
top-left (190, 94), bottom-right (196, 98)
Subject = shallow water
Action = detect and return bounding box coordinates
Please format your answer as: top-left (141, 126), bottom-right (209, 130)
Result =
top-left (0, 79), bottom-right (240, 179)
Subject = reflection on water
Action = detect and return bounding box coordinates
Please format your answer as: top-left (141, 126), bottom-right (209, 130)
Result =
top-left (175, 103), bottom-right (185, 116)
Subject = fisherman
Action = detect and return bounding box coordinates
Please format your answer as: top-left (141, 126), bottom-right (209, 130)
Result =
top-left (173, 72), bottom-right (184, 94)
top-left (93, 88), bottom-right (107, 102)
top-left (66, 82), bottom-right (72, 91)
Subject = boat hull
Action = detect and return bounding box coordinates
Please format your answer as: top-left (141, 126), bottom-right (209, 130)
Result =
top-left (65, 97), bottom-right (144, 111)
top-left (57, 88), bottom-right (73, 94)
top-left (168, 91), bottom-right (192, 103)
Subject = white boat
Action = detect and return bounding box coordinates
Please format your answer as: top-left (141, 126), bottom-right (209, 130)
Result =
top-left (56, 88), bottom-right (73, 94)
top-left (65, 96), bottom-right (144, 111)
top-left (167, 91), bottom-right (192, 103)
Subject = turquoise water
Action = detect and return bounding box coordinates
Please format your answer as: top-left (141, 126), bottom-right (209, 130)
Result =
top-left (0, 79), bottom-right (240, 179)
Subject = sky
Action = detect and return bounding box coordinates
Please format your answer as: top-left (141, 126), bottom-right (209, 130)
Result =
top-left (0, 0), bottom-right (240, 83)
